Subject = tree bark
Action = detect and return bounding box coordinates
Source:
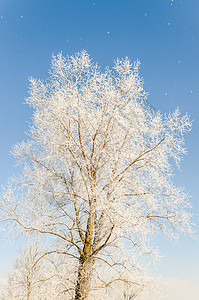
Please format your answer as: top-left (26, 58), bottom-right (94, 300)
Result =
top-left (74, 256), bottom-right (94, 300)
top-left (75, 192), bottom-right (96, 300)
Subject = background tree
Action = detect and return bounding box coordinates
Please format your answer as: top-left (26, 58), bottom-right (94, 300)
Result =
top-left (1, 241), bottom-right (55, 300)
top-left (0, 51), bottom-right (192, 299)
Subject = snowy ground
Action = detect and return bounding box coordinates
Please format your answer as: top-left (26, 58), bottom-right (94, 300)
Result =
top-left (138, 278), bottom-right (199, 300)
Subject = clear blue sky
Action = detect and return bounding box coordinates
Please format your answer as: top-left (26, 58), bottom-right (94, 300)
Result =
top-left (0, 0), bottom-right (198, 294)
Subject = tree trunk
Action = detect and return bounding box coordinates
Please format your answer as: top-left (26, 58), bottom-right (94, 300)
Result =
top-left (74, 190), bottom-right (96, 299)
top-left (27, 281), bottom-right (30, 300)
top-left (75, 256), bottom-right (94, 300)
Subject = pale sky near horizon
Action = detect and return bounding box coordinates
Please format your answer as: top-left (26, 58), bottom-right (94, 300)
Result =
top-left (0, 0), bottom-right (199, 298)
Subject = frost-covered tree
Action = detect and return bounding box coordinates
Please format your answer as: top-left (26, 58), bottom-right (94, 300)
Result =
top-left (0, 51), bottom-right (192, 299)
top-left (2, 241), bottom-right (54, 300)
top-left (2, 241), bottom-right (77, 300)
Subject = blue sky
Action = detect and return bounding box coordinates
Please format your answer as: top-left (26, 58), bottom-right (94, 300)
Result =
top-left (0, 0), bottom-right (199, 297)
